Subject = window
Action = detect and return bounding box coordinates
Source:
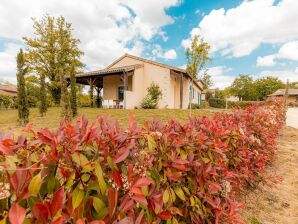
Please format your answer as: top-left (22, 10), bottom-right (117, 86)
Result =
top-left (118, 86), bottom-right (124, 101)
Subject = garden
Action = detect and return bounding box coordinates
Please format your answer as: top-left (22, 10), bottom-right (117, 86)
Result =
top-left (0, 98), bottom-right (286, 223)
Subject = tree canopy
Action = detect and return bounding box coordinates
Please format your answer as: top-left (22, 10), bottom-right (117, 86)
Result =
top-left (186, 35), bottom-right (211, 79)
top-left (254, 77), bottom-right (285, 100)
top-left (23, 15), bottom-right (84, 105)
top-left (201, 72), bottom-right (213, 89)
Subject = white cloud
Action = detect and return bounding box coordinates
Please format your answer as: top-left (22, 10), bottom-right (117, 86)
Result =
top-left (257, 40), bottom-right (298, 67)
top-left (0, 0), bottom-right (180, 81)
top-left (260, 68), bottom-right (298, 83)
top-left (183, 0), bottom-right (298, 57)
top-left (152, 45), bottom-right (177, 60)
top-left (207, 66), bottom-right (234, 89)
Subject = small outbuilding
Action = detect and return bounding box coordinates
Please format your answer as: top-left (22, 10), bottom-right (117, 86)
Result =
top-left (267, 89), bottom-right (298, 103)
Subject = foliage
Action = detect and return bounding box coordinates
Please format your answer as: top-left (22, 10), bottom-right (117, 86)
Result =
top-left (226, 101), bottom-right (264, 109)
top-left (208, 98), bottom-right (226, 108)
top-left (205, 91), bottom-right (213, 101)
top-left (188, 103), bottom-right (200, 109)
top-left (186, 35), bottom-right (211, 79)
top-left (39, 73), bottom-right (48, 116)
top-left (60, 69), bottom-right (71, 118)
top-left (201, 72), bottom-right (213, 89)
top-left (70, 66), bottom-right (78, 117)
top-left (254, 77), bottom-right (285, 100)
top-left (229, 75), bottom-right (257, 101)
top-left (0, 95), bottom-right (16, 109)
top-left (0, 99), bottom-right (285, 223)
top-left (23, 15), bottom-right (84, 105)
top-left (77, 94), bottom-right (91, 107)
top-left (214, 89), bottom-right (225, 99)
top-left (16, 49), bottom-right (29, 126)
top-left (141, 83), bottom-right (162, 109)
top-left (25, 75), bottom-right (39, 107)
top-left (89, 84), bottom-right (94, 108)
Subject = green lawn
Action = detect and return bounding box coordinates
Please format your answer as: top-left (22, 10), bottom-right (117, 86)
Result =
top-left (0, 107), bottom-right (221, 132)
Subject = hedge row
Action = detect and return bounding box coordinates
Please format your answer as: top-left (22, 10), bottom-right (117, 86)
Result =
top-left (0, 99), bottom-right (285, 224)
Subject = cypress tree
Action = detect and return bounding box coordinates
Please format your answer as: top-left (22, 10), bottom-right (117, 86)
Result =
top-left (39, 72), bottom-right (47, 116)
top-left (16, 49), bottom-right (29, 125)
top-left (70, 66), bottom-right (77, 117)
top-left (60, 69), bottom-right (71, 118)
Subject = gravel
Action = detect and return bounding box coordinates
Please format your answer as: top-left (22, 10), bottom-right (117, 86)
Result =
top-left (286, 108), bottom-right (298, 129)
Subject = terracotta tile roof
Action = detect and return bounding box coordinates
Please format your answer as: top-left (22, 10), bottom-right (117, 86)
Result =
top-left (268, 89), bottom-right (298, 96)
top-left (0, 84), bottom-right (17, 96)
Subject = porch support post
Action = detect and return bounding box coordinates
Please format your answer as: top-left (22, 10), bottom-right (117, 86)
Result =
top-left (95, 87), bottom-right (102, 108)
top-left (87, 78), bottom-right (96, 108)
top-left (123, 71), bottom-right (128, 109)
top-left (180, 73), bottom-right (183, 109)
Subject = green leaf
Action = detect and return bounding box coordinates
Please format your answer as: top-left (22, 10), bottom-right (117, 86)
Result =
top-left (65, 172), bottom-right (75, 190)
top-left (174, 187), bottom-right (186, 201)
top-left (94, 163), bottom-right (107, 195)
top-left (93, 197), bottom-right (106, 214)
top-left (81, 174), bottom-right (90, 182)
top-left (72, 187), bottom-right (84, 209)
top-left (28, 172), bottom-right (42, 196)
top-left (202, 157), bottom-right (210, 163)
top-left (146, 134), bottom-right (156, 152)
top-left (163, 188), bottom-right (170, 204)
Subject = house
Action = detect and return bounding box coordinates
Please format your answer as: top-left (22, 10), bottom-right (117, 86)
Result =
top-left (201, 88), bottom-right (216, 101)
top-left (73, 53), bottom-right (203, 109)
top-left (0, 84), bottom-right (17, 96)
top-left (267, 89), bottom-right (298, 103)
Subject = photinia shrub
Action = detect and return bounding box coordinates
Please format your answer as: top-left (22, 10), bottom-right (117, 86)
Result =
top-left (0, 99), bottom-right (286, 223)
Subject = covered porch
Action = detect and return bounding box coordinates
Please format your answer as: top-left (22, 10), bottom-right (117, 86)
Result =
top-left (68, 64), bottom-right (142, 109)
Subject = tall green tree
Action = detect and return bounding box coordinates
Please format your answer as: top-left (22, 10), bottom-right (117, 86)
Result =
top-left (254, 76), bottom-right (285, 100)
top-left (16, 49), bottom-right (29, 125)
top-left (39, 72), bottom-right (48, 116)
top-left (23, 15), bottom-right (84, 105)
top-left (186, 35), bottom-right (211, 79)
top-left (230, 75), bottom-right (257, 101)
top-left (70, 65), bottom-right (77, 117)
top-left (201, 72), bottom-right (213, 89)
top-left (60, 69), bottom-right (71, 118)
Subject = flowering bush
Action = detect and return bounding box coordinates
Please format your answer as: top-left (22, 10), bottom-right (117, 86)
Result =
top-left (0, 99), bottom-right (285, 223)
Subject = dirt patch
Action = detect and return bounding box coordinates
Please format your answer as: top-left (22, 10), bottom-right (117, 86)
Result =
top-left (240, 127), bottom-right (298, 224)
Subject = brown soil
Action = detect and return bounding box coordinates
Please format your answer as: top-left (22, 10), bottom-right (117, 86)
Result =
top-left (240, 127), bottom-right (298, 224)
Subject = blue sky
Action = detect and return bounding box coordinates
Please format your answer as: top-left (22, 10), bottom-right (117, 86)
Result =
top-left (0, 0), bottom-right (297, 88)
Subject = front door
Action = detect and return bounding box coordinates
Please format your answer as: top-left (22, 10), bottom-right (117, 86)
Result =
top-left (118, 86), bottom-right (124, 101)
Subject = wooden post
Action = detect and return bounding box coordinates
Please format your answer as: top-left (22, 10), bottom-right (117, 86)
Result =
top-left (95, 87), bottom-right (102, 108)
top-left (123, 72), bottom-right (128, 109)
top-left (180, 73), bottom-right (183, 109)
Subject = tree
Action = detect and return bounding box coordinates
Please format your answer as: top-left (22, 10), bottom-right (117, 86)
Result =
top-left (186, 35), bottom-right (211, 79)
top-left (201, 72), bottom-right (213, 89)
top-left (39, 73), bottom-right (48, 116)
top-left (60, 69), bottom-right (71, 118)
top-left (16, 49), bottom-right (29, 125)
top-left (25, 75), bottom-right (39, 107)
top-left (23, 15), bottom-right (84, 105)
top-left (230, 75), bottom-right (257, 101)
top-left (70, 65), bottom-right (78, 117)
top-left (254, 76), bottom-right (285, 100)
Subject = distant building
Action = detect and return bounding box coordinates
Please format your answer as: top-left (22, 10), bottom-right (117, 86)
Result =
top-left (267, 89), bottom-right (298, 103)
top-left (0, 84), bottom-right (17, 96)
top-left (226, 96), bottom-right (239, 102)
top-left (201, 88), bottom-right (216, 100)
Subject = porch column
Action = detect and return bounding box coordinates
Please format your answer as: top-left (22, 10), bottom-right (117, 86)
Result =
top-left (180, 73), bottom-right (183, 109)
top-left (87, 78), bottom-right (96, 108)
top-left (123, 71), bottom-right (128, 109)
top-left (95, 87), bottom-right (102, 108)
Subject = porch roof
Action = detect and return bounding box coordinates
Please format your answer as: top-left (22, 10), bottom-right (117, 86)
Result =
top-left (67, 64), bottom-right (143, 87)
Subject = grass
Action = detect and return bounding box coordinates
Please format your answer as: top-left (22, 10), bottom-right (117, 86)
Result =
top-left (0, 107), bottom-right (221, 132)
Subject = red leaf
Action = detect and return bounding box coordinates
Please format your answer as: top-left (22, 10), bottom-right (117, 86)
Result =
top-left (132, 194), bottom-right (148, 205)
top-left (76, 219), bottom-right (85, 224)
top-left (158, 211), bottom-right (172, 220)
top-left (8, 203), bottom-right (26, 224)
top-left (89, 221), bottom-right (105, 224)
top-left (112, 170), bottom-right (123, 188)
top-left (53, 216), bottom-right (65, 224)
top-left (133, 177), bottom-right (153, 188)
top-left (130, 187), bottom-right (143, 195)
top-left (50, 187), bottom-right (64, 218)
top-left (113, 146), bottom-right (130, 163)
top-left (208, 183), bottom-right (222, 194)
top-left (32, 203), bottom-right (49, 223)
top-left (107, 188), bottom-right (118, 217)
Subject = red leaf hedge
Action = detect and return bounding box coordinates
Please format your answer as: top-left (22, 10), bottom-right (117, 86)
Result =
top-left (0, 99), bottom-right (286, 223)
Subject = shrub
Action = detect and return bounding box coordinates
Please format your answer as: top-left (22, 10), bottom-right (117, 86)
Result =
top-left (0, 99), bottom-right (286, 223)
top-left (141, 83), bottom-right (162, 109)
top-left (205, 91), bottom-right (213, 101)
top-left (188, 103), bottom-right (200, 109)
top-left (208, 98), bottom-right (226, 108)
top-left (0, 95), bottom-right (16, 109)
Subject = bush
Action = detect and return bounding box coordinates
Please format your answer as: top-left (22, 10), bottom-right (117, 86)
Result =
top-left (141, 83), bottom-right (162, 109)
top-left (0, 94), bottom-right (16, 109)
top-left (188, 103), bottom-right (200, 109)
top-left (208, 98), bottom-right (226, 108)
top-left (0, 99), bottom-right (286, 223)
